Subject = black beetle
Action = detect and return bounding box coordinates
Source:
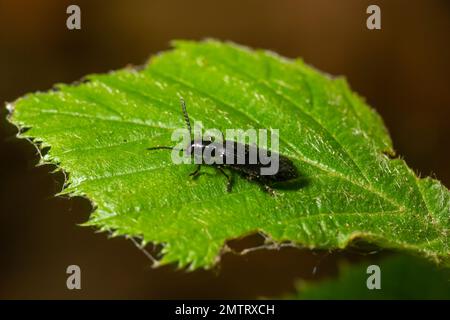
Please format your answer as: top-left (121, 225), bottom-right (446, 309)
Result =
top-left (147, 98), bottom-right (298, 194)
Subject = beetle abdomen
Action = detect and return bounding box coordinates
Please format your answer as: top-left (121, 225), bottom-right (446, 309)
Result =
top-left (221, 141), bottom-right (298, 182)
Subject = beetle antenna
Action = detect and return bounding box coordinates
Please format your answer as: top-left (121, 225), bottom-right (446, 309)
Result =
top-left (180, 97), bottom-right (192, 138)
top-left (147, 146), bottom-right (176, 151)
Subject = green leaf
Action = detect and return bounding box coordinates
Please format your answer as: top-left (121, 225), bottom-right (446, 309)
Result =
top-left (7, 40), bottom-right (450, 269)
top-left (292, 254), bottom-right (450, 299)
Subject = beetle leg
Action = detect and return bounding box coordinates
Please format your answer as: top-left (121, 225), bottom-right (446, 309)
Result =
top-left (189, 164), bottom-right (202, 179)
top-left (217, 167), bottom-right (233, 192)
top-left (263, 184), bottom-right (277, 197)
top-left (244, 173), bottom-right (277, 196)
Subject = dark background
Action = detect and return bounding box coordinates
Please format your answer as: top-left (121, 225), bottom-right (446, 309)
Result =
top-left (0, 0), bottom-right (449, 299)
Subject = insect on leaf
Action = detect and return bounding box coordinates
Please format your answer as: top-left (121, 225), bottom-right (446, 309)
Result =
top-left (7, 40), bottom-right (450, 269)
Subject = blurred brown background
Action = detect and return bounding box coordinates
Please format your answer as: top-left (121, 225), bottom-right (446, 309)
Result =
top-left (0, 0), bottom-right (449, 299)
